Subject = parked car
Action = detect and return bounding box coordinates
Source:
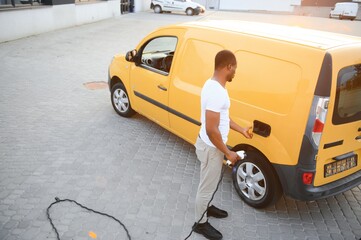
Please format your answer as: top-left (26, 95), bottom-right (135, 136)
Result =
top-left (150, 0), bottom-right (205, 16)
top-left (329, 2), bottom-right (358, 20)
top-left (108, 20), bottom-right (361, 208)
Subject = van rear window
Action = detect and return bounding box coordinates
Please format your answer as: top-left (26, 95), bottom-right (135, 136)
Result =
top-left (333, 64), bottom-right (361, 125)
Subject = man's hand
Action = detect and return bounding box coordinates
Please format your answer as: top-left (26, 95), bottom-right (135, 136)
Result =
top-left (225, 150), bottom-right (240, 165)
top-left (241, 126), bottom-right (253, 139)
top-left (230, 119), bottom-right (253, 139)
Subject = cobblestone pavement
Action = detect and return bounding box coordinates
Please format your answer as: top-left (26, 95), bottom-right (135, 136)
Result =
top-left (1, 11), bottom-right (361, 240)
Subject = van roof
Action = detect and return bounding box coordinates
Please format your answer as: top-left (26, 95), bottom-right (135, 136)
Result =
top-left (178, 20), bottom-right (361, 50)
top-left (336, 2), bottom-right (358, 6)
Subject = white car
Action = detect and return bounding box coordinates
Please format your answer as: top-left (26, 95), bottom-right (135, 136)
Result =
top-left (150, 0), bottom-right (205, 16)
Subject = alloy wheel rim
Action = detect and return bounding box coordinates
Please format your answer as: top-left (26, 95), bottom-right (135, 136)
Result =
top-left (236, 162), bottom-right (266, 201)
top-left (113, 89), bottom-right (129, 113)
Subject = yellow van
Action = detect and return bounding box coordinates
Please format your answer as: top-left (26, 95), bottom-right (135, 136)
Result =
top-left (108, 20), bottom-right (361, 208)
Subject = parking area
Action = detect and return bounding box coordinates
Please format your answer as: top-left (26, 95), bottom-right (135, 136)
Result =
top-left (0, 10), bottom-right (361, 240)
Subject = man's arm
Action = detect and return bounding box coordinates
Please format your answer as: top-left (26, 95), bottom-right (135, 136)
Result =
top-left (230, 118), bottom-right (253, 139)
top-left (205, 110), bottom-right (239, 163)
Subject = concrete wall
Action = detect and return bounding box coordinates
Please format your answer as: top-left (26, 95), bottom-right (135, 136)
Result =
top-left (134, 0), bottom-right (150, 12)
top-left (301, 0), bottom-right (349, 6)
top-left (0, 0), bottom-right (120, 43)
top-left (193, 0), bottom-right (218, 10)
top-left (220, 0), bottom-right (301, 12)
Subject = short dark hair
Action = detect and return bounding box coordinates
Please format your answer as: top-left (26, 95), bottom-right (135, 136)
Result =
top-left (215, 50), bottom-right (236, 70)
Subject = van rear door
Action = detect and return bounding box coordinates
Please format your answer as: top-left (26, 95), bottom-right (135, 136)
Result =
top-left (343, 3), bottom-right (358, 17)
top-left (314, 45), bottom-right (361, 187)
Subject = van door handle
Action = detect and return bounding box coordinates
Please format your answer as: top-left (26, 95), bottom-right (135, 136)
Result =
top-left (356, 135), bottom-right (361, 141)
top-left (158, 85), bottom-right (167, 91)
top-left (358, 127), bottom-right (361, 132)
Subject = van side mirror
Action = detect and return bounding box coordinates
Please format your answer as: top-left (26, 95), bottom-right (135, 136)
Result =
top-left (125, 49), bottom-right (137, 62)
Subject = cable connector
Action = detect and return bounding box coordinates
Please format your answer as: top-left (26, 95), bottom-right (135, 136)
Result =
top-left (55, 197), bottom-right (60, 202)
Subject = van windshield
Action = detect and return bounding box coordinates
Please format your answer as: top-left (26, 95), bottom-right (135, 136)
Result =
top-left (333, 64), bottom-right (361, 124)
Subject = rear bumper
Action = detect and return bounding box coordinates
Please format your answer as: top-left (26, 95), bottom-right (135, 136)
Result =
top-left (273, 163), bottom-right (361, 201)
top-left (330, 13), bottom-right (356, 19)
top-left (273, 134), bottom-right (361, 201)
top-left (341, 15), bottom-right (357, 20)
top-left (194, 7), bottom-right (201, 15)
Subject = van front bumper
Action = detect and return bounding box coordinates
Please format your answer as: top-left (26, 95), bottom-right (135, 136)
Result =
top-left (273, 163), bottom-right (361, 201)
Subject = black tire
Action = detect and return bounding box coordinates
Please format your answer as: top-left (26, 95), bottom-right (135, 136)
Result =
top-left (186, 8), bottom-right (194, 16)
top-left (154, 5), bottom-right (162, 14)
top-left (111, 83), bottom-right (136, 118)
top-left (232, 151), bottom-right (282, 208)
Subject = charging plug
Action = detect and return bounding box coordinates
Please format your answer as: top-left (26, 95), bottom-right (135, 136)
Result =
top-left (226, 151), bottom-right (246, 166)
top-left (237, 150), bottom-right (246, 159)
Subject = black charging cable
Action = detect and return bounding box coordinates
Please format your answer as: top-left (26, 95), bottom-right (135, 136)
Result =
top-left (184, 164), bottom-right (229, 240)
top-left (46, 197), bottom-right (131, 240)
top-left (46, 170), bottom-right (227, 240)
top-left (47, 153), bottom-right (244, 240)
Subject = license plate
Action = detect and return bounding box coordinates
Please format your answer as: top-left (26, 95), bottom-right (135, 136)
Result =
top-left (324, 155), bottom-right (358, 178)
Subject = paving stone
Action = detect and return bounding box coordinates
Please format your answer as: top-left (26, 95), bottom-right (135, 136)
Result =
top-left (3, 220), bottom-right (18, 229)
top-left (0, 10), bottom-right (361, 240)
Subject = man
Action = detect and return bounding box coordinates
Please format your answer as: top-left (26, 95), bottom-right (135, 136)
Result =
top-left (193, 50), bottom-right (253, 240)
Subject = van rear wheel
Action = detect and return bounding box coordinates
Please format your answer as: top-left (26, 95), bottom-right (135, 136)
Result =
top-left (232, 151), bottom-right (282, 208)
top-left (186, 8), bottom-right (194, 16)
top-left (154, 5), bottom-right (162, 14)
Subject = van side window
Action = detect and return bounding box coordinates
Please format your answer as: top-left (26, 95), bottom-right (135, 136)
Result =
top-left (333, 64), bottom-right (361, 124)
top-left (139, 36), bottom-right (177, 74)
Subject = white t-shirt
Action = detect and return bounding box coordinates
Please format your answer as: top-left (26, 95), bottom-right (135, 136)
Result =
top-left (199, 79), bottom-right (230, 148)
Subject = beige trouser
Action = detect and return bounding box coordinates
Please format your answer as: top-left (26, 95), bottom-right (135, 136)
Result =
top-left (194, 136), bottom-right (224, 223)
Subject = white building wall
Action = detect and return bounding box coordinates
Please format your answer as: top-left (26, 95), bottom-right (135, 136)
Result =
top-left (134, 0), bottom-right (151, 12)
top-left (220, 0), bottom-right (300, 12)
top-left (76, 0), bottom-right (120, 25)
top-left (0, 0), bottom-right (120, 43)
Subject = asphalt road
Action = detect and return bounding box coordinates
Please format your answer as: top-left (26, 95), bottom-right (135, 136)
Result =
top-left (0, 10), bottom-right (361, 240)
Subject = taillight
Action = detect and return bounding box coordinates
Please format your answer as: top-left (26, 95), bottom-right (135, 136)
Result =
top-left (311, 97), bottom-right (329, 146)
top-left (302, 172), bottom-right (314, 185)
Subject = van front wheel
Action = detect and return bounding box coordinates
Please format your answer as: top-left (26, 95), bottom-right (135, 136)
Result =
top-left (111, 83), bottom-right (136, 118)
top-left (232, 151), bottom-right (282, 208)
